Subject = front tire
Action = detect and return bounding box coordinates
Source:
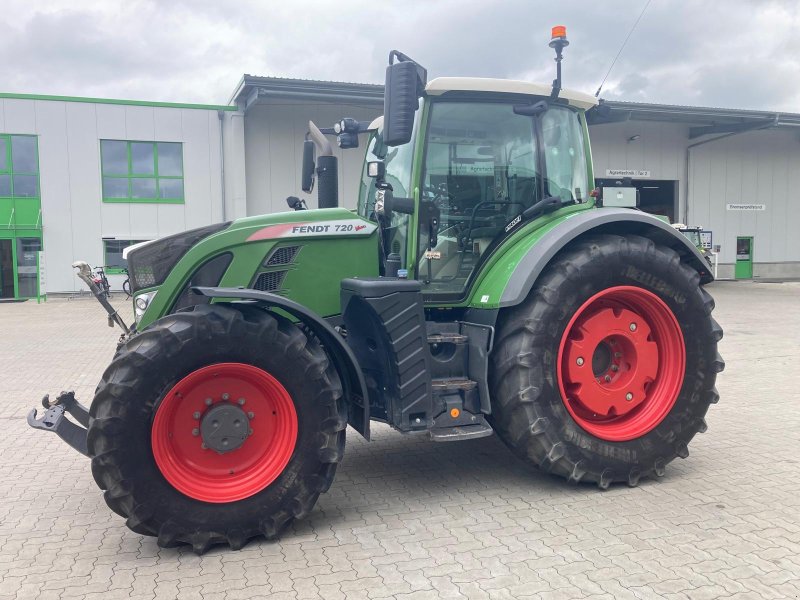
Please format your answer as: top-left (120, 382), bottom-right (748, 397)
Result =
top-left (88, 303), bottom-right (346, 554)
top-left (489, 234), bottom-right (724, 488)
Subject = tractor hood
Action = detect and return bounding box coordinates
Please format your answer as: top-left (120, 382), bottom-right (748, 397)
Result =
top-left (129, 208), bottom-right (380, 329)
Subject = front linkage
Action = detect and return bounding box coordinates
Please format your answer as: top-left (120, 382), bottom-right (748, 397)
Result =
top-left (27, 261), bottom-right (133, 457)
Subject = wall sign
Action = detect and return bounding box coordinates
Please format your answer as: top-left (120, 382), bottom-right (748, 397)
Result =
top-left (726, 203), bottom-right (766, 211)
top-left (605, 169), bottom-right (651, 178)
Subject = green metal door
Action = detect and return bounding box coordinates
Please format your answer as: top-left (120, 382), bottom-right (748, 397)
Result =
top-left (735, 237), bottom-right (753, 279)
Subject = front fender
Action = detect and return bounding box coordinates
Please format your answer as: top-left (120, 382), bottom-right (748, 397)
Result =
top-left (472, 208), bottom-right (713, 309)
top-left (193, 287), bottom-right (370, 439)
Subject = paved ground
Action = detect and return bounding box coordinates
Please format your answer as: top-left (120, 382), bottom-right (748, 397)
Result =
top-left (1, 281), bottom-right (799, 600)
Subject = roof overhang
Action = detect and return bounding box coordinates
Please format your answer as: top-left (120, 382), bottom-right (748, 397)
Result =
top-left (589, 100), bottom-right (800, 138)
top-left (231, 75), bottom-right (384, 111)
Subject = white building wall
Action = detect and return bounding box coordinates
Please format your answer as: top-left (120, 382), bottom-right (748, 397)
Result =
top-left (591, 121), bottom-right (800, 278)
top-left (0, 98), bottom-right (244, 293)
top-left (589, 120), bottom-right (689, 217)
top-left (687, 129), bottom-right (800, 277)
top-left (243, 100), bottom-right (382, 215)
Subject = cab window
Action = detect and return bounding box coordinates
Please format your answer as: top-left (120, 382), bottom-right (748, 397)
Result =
top-left (541, 107), bottom-right (588, 203)
top-left (417, 101), bottom-right (541, 295)
top-left (358, 122), bottom-right (417, 268)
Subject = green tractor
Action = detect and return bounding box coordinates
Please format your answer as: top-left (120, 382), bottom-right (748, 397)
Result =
top-left (29, 30), bottom-right (723, 554)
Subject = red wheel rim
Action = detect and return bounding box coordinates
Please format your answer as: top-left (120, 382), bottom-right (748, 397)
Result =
top-left (151, 363), bottom-right (298, 503)
top-left (557, 286), bottom-right (685, 442)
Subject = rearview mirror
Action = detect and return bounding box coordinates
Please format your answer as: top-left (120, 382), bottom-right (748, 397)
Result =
top-left (301, 140), bottom-right (315, 192)
top-left (383, 51), bottom-right (426, 147)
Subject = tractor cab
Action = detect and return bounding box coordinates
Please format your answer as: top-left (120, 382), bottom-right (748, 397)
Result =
top-left (357, 80), bottom-right (596, 299)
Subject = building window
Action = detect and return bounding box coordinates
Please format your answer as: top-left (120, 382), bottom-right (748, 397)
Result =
top-left (100, 140), bottom-right (184, 203)
top-left (103, 239), bottom-right (148, 273)
top-left (0, 134), bottom-right (40, 199)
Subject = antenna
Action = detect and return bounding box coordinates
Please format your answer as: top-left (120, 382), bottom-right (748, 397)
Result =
top-left (594, 0), bottom-right (653, 97)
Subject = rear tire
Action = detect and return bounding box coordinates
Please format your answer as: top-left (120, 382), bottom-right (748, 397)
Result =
top-left (489, 234), bottom-right (724, 488)
top-left (87, 303), bottom-right (346, 554)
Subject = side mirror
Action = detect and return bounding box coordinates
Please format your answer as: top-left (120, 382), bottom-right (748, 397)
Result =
top-left (301, 140), bottom-right (315, 192)
top-left (383, 50), bottom-right (426, 147)
top-left (367, 161), bottom-right (385, 180)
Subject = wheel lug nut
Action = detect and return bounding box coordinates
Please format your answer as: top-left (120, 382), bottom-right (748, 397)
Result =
top-left (614, 352), bottom-right (622, 358)
top-left (204, 398), bottom-right (212, 406)
top-left (576, 357), bottom-right (584, 366)
top-left (238, 397), bottom-right (245, 405)
top-left (604, 375), bottom-right (611, 382)
top-left (611, 365), bottom-right (619, 372)
top-left (248, 428), bottom-right (254, 436)
top-left (629, 323), bottom-right (637, 332)
top-left (193, 411), bottom-right (201, 419)
top-left (192, 428), bottom-right (200, 436)
top-left (626, 392), bottom-right (633, 401)
top-left (201, 443), bottom-right (208, 450)
top-left (247, 411), bottom-right (255, 419)
top-left (222, 393), bottom-right (230, 401)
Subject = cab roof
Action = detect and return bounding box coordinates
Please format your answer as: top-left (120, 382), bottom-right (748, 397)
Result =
top-left (425, 77), bottom-right (598, 110)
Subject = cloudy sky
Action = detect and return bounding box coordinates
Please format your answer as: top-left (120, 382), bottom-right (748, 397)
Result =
top-left (2, 0), bottom-right (798, 111)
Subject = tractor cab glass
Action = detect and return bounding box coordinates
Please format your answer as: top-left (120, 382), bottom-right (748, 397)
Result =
top-left (417, 101), bottom-right (587, 296)
top-left (358, 121), bottom-right (417, 269)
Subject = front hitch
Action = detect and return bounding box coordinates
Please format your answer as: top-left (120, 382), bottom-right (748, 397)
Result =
top-left (27, 391), bottom-right (91, 457)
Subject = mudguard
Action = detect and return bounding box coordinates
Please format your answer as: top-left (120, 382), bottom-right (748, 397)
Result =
top-left (499, 207), bottom-right (713, 308)
top-left (193, 286), bottom-right (371, 439)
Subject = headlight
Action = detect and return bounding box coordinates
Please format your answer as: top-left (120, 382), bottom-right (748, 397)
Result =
top-left (134, 291), bottom-right (157, 324)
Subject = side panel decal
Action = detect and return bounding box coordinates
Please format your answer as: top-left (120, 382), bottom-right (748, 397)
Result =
top-left (246, 220), bottom-right (377, 242)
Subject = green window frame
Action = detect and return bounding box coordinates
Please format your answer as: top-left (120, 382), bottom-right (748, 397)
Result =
top-left (100, 140), bottom-right (184, 204)
top-left (0, 134), bottom-right (40, 200)
top-left (103, 238), bottom-right (148, 274)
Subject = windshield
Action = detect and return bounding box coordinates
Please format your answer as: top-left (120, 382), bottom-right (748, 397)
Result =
top-left (417, 101), bottom-right (587, 296)
top-left (358, 122), bottom-right (417, 268)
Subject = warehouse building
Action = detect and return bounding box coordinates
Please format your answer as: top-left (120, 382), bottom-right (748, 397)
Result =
top-left (1, 77), bottom-right (798, 298)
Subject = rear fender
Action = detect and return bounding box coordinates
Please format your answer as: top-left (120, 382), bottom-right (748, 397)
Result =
top-left (193, 287), bottom-right (370, 439)
top-left (498, 208), bottom-right (713, 308)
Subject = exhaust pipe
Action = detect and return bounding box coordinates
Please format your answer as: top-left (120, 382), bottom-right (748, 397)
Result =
top-left (307, 121), bottom-right (339, 209)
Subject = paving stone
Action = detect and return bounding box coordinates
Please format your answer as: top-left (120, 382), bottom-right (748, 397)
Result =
top-left (0, 283), bottom-right (798, 599)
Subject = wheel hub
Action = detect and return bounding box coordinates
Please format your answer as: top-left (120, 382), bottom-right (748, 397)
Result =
top-left (562, 306), bottom-right (658, 418)
top-left (557, 286), bottom-right (686, 442)
top-left (200, 402), bottom-right (250, 453)
top-left (151, 362), bottom-right (298, 503)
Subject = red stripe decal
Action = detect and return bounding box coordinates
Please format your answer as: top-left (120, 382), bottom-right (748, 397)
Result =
top-left (246, 223), bottom-right (307, 242)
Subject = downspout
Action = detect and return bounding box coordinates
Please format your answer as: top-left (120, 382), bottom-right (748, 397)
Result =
top-left (217, 110), bottom-right (227, 221)
top-left (683, 114), bottom-right (780, 223)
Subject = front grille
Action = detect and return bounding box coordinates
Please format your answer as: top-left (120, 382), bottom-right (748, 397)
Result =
top-left (127, 221), bottom-right (230, 293)
top-left (264, 245), bottom-right (301, 266)
top-left (253, 270), bottom-right (287, 291)
top-left (132, 266), bottom-right (156, 288)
